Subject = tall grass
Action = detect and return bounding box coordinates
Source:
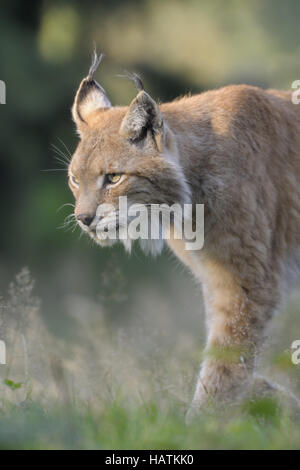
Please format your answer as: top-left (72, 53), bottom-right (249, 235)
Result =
top-left (0, 269), bottom-right (299, 449)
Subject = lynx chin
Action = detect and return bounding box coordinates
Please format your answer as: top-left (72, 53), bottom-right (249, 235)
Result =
top-left (67, 52), bottom-right (300, 416)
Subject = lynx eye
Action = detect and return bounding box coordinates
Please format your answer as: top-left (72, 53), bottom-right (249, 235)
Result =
top-left (70, 174), bottom-right (79, 187)
top-left (106, 173), bottom-right (122, 185)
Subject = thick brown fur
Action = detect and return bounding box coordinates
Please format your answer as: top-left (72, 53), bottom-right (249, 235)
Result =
top-left (68, 55), bottom-right (300, 414)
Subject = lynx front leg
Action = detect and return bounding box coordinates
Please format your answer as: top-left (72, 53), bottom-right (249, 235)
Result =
top-left (189, 260), bottom-right (277, 415)
top-left (167, 238), bottom-right (279, 416)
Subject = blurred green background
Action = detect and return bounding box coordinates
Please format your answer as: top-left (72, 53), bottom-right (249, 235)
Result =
top-left (0, 0), bottom-right (300, 449)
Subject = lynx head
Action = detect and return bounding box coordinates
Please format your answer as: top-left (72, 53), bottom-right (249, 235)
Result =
top-left (69, 52), bottom-right (191, 254)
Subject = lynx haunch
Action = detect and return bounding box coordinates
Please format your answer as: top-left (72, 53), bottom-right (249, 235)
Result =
top-left (67, 52), bottom-right (300, 415)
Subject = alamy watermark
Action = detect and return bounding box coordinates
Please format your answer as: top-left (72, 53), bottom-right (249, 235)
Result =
top-left (0, 80), bottom-right (6, 104)
top-left (0, 340), bottom-right (6, 365)
top-left (90, 197), bottom-right (204, 251)
top-left (291, 340), bottom-right (300, 365)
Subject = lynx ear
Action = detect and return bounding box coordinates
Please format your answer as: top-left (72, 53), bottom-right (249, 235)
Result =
top-left (120, 88), bottom-right (163, 150)
top-left (72, 51), bottom-right (111, 135)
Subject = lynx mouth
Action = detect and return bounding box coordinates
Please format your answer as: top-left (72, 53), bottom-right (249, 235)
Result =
top-left (77, 216), bottom-right (121, 246)
top-left (80, 225), bottom-right (119, 247)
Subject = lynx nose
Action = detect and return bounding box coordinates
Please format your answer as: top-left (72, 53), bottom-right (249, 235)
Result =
top-left (76, 213), bottom-right (94, 227)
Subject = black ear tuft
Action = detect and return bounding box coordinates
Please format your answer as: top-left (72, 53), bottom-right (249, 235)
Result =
top-left (117, 71), bottom-right (144, 92)
top-left (87, 49), bottom-right (104, 81)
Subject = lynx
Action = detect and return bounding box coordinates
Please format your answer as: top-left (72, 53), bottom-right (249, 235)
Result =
top-left (68, 52), bottom-right (300, 415)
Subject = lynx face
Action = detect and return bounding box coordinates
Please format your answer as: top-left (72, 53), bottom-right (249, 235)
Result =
top-left (69, 54), bottom-right (190, 253)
